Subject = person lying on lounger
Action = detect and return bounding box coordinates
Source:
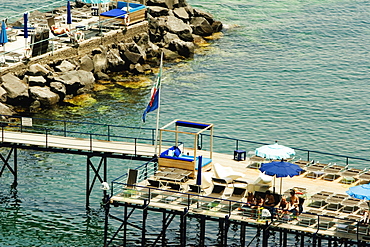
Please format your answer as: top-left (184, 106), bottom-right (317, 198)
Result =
top-left (50, 25), bottom-right (70, 35)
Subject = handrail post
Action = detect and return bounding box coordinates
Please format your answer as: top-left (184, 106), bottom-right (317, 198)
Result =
top-left (64, 121), bottom-right (66, 137)
top-left (134, 138), bottom-right (137, 156)
top-left (20, 117), bottom-right (23, 133)
top-left (346, 157), bottom-right (349, 166)
top-left (90, 133), bottom-right (92, 151)
top-left (307, 151), bottom-right (310, 162)
top-left (108, 125), bottom-right (110, 141)
top-left (152, 129), bottom-right (155, 145)
top-left (236, 139), bottom-right (239, 151)
top-left (1, 125), bottom-right (3, 142)
top-left (45, 128), bottom-right (48, 148)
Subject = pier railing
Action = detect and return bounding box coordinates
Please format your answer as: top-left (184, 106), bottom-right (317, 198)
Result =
top-left (1, 115), bottom-right (369, 168)
top-left (0, 115), bottom-right (171, 154)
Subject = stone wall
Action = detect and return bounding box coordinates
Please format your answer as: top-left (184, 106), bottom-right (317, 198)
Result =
top-left (0, 22), bottom-right (149, 76)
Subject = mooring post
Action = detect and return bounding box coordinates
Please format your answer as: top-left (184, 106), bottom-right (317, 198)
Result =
top-left (327, 237), bottom-right (332, 247)
top-left (142, 203), bottom-right (148, 247)
top-left (224, 215), bottom-right (229, 246)
top-left (219, 216), bottom-right (224, 245)
top-left (240, 222), bottom-right (246, 247)
top-left (199, 215), bottom-right (206, 247)
top-left (12, 147), bottom-right (18, 188)
top-left (124, 203), bottom-right (128, 246)
top-left (283, 228), bottom-right (287, 247)
top-left (86, 157), bottom-right (90, 211)
top-left (162, 210), bottom-right (166, 247)
top-left (103, 193), bottom-right (110, 247)
top-left (180, 208), bottom-right (188, 247)
top-left (262, 221), bottom-right (269, 247)
top-left (300, 231), bottom-right (305, 247)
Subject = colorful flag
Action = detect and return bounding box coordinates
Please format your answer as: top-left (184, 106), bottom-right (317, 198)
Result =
top-left (142, 66), bottom-right (161, 122)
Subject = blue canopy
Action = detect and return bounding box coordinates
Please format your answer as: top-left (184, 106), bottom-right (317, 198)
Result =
top-left (23, 12), bottom-right (28, 39)
top-left (346, 183), bottom-right (370, 201)
top-left (259, 161), bottom-right (303, 178)
top-left (0, 20), bottom-right (8, 45)
top-left (67, 1), bottom-right (72, 25)
top-left (196, 156), bottom-right (202, 186)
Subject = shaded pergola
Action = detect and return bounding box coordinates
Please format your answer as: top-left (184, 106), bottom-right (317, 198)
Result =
top-left (158, 119), bottom-right (213, 158)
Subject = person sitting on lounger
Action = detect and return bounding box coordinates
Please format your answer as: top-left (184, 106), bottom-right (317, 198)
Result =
top-left (51, 25), bottom-right (70, 35)
top-left (276, 196), bottom-right (289, 217)
top-left (246, 192), bottom-right (255, 206)
top-left (252, 195), bottom-right (264, 209)
top-left (263, 190), bottom-right (275, 207)
top-left (288, 189), bottom-right (299, 215)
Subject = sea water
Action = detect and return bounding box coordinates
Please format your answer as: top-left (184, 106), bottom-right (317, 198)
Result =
top-left (0, 0), bottom-right (370, 246)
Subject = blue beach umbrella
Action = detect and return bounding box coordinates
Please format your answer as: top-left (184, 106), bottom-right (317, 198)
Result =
top-left (67, 1), bottom-right (72, 25)
top-left (347, 183), bottom-right (370, 212)
top-left (346, 183), bottom-right (370, 201)
top-left (0, 20), bottom-right (8, 45)
top-left (196, 156), bottom-right (202, 186)
top-left (255, 142), bottom-right (295, 160)
top-left (259, 160), bottom-right (303, 194)
top-left (0, 20), bottom-right (8, 63)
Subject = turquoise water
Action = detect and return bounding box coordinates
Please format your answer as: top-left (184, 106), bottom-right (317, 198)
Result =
top-left (1, 0), bottom-right (370, 246)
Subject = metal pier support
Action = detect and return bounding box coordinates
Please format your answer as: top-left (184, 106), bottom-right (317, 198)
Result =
top-left (86, 155), bottom-right (107, 210)
top-left (180, 208), bottom-right (188, 247)
top-left (240, 222), bottom-right (246, 247)
top-left (199, 215), bottom-right (206, 247)
top-left (0, 147), bottom-right (18, 188)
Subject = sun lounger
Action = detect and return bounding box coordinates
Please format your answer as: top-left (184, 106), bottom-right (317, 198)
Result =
top-left (340, 168), bottom-right (364, 184)
top-left (248, 156), bottom-right (266, 169)
top-left (297, 213), bottom-right (317, 227)
top-left (341, 198), bottom-right (361, 213)
top-left (322, 163), bottom-right (347, 181)
top-left (305, 163), bottom-right (327, 178)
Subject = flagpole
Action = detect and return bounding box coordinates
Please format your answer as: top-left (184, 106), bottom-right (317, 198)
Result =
top-left (154, 52), bottom-right (163, 155)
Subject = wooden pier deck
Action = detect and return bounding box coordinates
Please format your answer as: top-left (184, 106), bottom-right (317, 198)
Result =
top-left (109, 148), bottom-right (370, 244)
top-left (0, 129), bottom-right (156, 157)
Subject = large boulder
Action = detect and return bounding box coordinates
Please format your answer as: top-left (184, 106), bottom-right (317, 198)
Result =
top-left (106, 49), bottom-right (125, 71)
top-left (148, 6), bottom-right (170, 17)
top-left (29, 86), bottom-right (60, 107)
top-left (79, 55), bottom-right (94, 72)
top-left (169, 39), bottom-right (194, 57)
top-left (49, 81), bottom-right (66, 100)
top-left (173, 7), bottom-right (190, 21)
top-left (166, 16), bottom-right (192, 38)
top-left (193, 8), bottom-right (214, 24)
top-left (162, 48), bottom-right (181, 60)
top-left (163, 32), bottom-right (180, 46)
top-left (122, 43), bottom-right (146, 64)
top-left (0, 87), bottom-right (7, 103)
top-left (1, 73), bottom-right (29, 102)
top-left (27, 75), bottom-right (47, 87)
top-left (27, 64), bottom-right (51, 76)
top-left (56, 70), bottom-right (95, 95)
top-left (212, 20), bottom-right (223, 33)
top-left (93, 53), bottom-right (108, 73)
top-left (0, 102), bottom-right (15, 116)
top-left (190, 17), bottom-right (213, 36)
top-left (55, 60), bottom-right (76, 72)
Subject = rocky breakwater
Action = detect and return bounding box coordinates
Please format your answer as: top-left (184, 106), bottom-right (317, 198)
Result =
top-left (0, 0), bottom-right (222, 116)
